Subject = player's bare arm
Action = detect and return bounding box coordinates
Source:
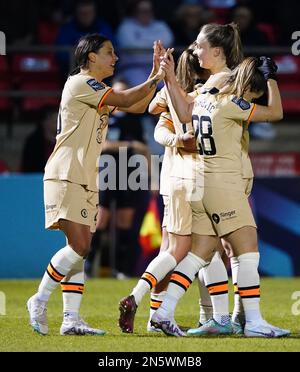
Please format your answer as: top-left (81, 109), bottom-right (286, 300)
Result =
top-left (251, 79), bottom-right (283, 122)
top-left (250, 57), bottom-right (283, 122)
top-left (160, 50), bottom-right (194, 123)
top-left (103, 43), bottom-right (165, 110)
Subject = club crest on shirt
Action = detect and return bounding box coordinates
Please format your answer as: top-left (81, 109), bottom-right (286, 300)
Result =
top-left (232, 96), bottom-right (251, 110)
top-left (81, 209), bottom-right (88, 218)
top-left (86, 79), bottom-right (105, 91)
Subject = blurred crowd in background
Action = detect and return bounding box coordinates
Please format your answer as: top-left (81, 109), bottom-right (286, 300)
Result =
top-left (0, 0), bottom-right (299, 277)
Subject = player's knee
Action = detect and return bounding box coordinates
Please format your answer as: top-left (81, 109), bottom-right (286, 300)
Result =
top-left (69, 240), bottom-right (91, 257)
top-left (167, 246), bottom-right (188, 264)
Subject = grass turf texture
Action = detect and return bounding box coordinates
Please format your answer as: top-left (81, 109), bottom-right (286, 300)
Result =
top-left (0, 278), bottom-right (300, 352)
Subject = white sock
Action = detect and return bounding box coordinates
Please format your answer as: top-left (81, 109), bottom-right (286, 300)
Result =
top-left (157, 252), bottom-right (207, 317)
top-left (230, 256), bottom-right (244, 324)
top-left (131, 252), bottom-right (177, 305)
top-left (61, 259), bottom-right (85, 320)
top-left (205, 252), bottom-right (230, 325)
top-left (149, 291), bottom-right (167, 321)
top-left (237, 252), bottom-right (262, 324)
top-left (198, 269), bottom-right (212, 325)
top-left (37, 245), bottom-right (83, 302)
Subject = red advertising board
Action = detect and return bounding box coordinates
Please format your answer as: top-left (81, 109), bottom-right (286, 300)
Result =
top-left (250, 152), bottom-right (300, 177)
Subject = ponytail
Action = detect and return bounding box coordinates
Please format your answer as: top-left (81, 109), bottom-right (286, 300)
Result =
top-left (176, 43), bottom-right (205, 93)
top-left (220, 57), bottom-right (267, 98)
top-left (200, 23), bottom-right (243, 69)
top-left (227, 23), bottom-right (244, 70)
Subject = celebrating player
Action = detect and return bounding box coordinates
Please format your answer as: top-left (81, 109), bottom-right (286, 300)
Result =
top-left (27, 33), bottom-right (165, 336)
top-left (152, 53), bottom-right (290, 338)
top-left (118, 23), bottom-right (246, 335)
top-left (146, 44), bottom-right (209, 332)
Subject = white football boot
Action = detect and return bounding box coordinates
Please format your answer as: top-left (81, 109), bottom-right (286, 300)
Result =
top-left (150, 312), bottom-right (186, 337)
top-left (244, 319), bottom-right (290, 338)
top-left (60, 315), bottom-right (106, 336)
top-left (27, 294), bottom-right (48, 335)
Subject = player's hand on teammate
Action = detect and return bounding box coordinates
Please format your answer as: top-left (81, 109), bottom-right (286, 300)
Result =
top-left (257, 56), bottom-right (278, 81)
top-left (159, 48), bottom-right (176, 82)
top-left (180, 130), bottom-right (197, 152)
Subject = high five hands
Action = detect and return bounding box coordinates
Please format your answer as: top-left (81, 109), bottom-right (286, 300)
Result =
top-left (159, 48), bottom-right (176, 82)
top-left (152, 41), bottom-right (176, 81)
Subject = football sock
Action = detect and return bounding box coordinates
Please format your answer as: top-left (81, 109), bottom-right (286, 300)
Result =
top-left (237, 252), bottom-right (262, 323)
top-left (131, 252), bottom-right (177, 305)
top-left (149, 291), bottom-right (167, 321)
top-left (197, 268), bottom-right (213, 325)
top-left (204, 252), bottom-right (230, 325)
top-left (37, 245), bottom-right (83, 302)
top-left (61, 259), bottom-right (85, 320)
top-left (230, 256), bottom-right (244, 324)
top-left (157, 252), bottom-right (207, 317)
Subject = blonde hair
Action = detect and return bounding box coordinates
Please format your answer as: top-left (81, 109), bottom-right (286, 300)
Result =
top-left (200, 23), bottom-right (243, 69)
top-left (220, 57), bottom-right (267, 98)
top-left (176, 43), bottom-right (208, 93)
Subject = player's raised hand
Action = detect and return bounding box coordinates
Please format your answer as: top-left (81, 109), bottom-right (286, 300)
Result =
top-left (152, 40), bottom-right (161, 73)
top-left (157, 40), bottom-right (167, 57)
top-left (160, 48), bottom-right (175, 82)
top-left (151, 40), bottom-right (167, 76)
top-left (257, 56), bottom-right (278, 81)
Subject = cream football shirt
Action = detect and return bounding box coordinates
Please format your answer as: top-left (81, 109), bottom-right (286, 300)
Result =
top-left (44, 73), bottom-right (114, 191)
top-left (192, 90), bottom-right (256, 190)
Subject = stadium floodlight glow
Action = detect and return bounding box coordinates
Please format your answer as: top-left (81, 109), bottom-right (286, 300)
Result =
top-left (0, 31), bottom-right (6, 55)
top-left (291, 31), bottom-right (300, 56)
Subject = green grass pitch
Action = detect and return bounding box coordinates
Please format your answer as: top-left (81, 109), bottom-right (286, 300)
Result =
top-left (0, 278), bottom-right (300, 352)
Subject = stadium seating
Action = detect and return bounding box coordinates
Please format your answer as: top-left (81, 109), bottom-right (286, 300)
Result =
top-left (0, 57), bottom-right (12, 114)
top-left (11, 54), bottom-right (61, 116)
top-left (274, 55), bottom-right (300, 114)
top-left (257, 23), bottom-right (278, 45)
top-left (12, 53), bottom-right (60, 84)
top-left (20, 81), bottom-right (61, 112)
top-left (0, 81), bottom-right (12, 112)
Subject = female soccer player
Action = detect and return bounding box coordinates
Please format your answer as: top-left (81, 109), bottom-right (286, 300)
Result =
top-left (148, 24), bottom-right (248, 335)
top-left (146, 44), bottom-right (208, 332)
top-left (118, 24), bottom-right (244, 334)
top-left (152, 53), bottom-right (290, 338)
top-left (27, 33), bottom-right (165, 336)
top-left (151, 24), bottom-right (253, 335)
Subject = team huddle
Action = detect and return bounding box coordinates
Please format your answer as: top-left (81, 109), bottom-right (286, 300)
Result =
top-left (26, 23), bottom-right (290, 338)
